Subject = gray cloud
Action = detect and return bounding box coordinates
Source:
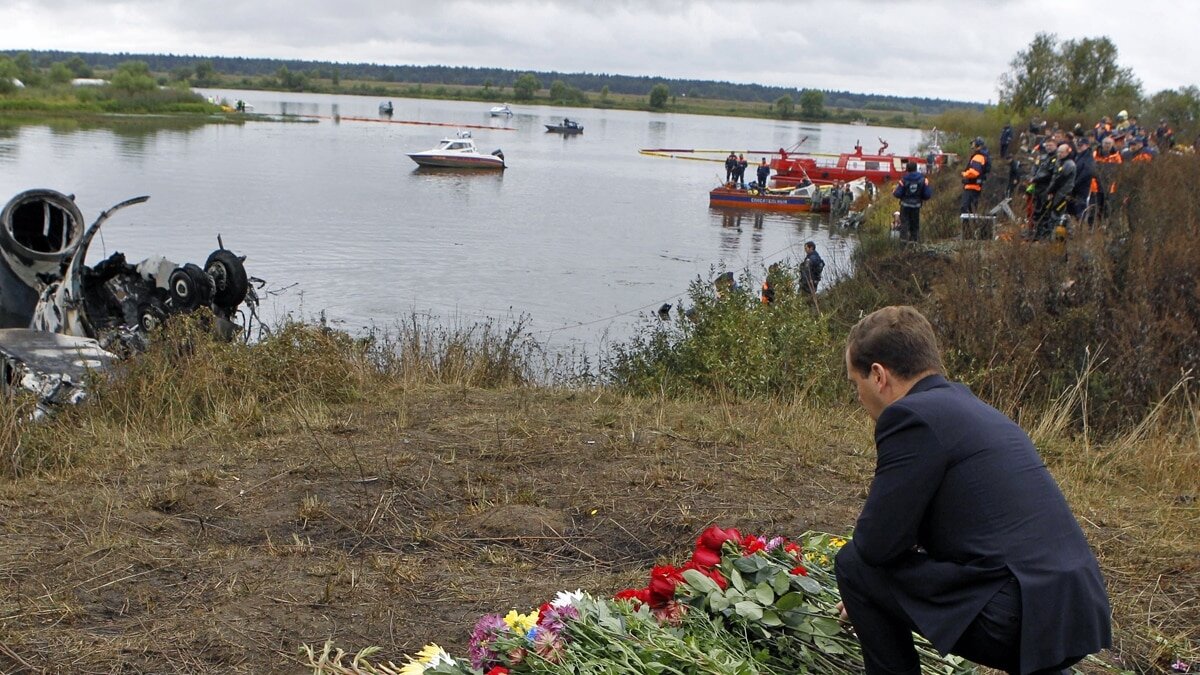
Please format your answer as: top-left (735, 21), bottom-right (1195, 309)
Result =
top-left (1, 0), bottom-right (1195, 102)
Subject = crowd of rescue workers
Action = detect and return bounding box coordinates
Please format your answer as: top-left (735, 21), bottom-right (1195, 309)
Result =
top-left (699, 110), bottom-right (1194, 310)
top-left (891, 110), bottom-right (1194, 244)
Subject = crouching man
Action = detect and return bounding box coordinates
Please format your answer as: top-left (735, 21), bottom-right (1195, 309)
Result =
top-left (835, 306), bottom-right (1111, 674)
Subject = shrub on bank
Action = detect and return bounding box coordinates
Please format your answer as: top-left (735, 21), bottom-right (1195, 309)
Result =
top-left (607, 266), bottom-right (843, 401)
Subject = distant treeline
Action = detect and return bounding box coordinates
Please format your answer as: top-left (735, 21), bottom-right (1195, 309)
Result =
top-left (4, 49), bottom-right (982, 115)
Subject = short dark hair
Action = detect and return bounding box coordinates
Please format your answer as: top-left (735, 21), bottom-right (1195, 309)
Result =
top-left (905, 160), bottom-right (917, 172)
top-left (804, 241), bottom-right (816, 250)
top-left (847, 306), bottom-right (945, 378)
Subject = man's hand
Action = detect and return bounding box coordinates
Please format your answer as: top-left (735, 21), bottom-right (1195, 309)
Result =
top-left (836, 600), bottom-right (850, 624)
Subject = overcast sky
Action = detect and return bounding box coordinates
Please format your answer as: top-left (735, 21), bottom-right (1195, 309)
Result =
top-left (1, 0), bottom-right (1195, 103)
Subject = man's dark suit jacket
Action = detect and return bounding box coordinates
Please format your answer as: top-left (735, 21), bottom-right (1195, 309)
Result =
top-left (849, 374), bottom-right (1111, 674)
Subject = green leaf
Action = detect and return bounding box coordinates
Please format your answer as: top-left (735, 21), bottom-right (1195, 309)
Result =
top-left (771, 570), bottom-right (791, 595)
top-left (730, 567), bottom-right (746, 592)
top-left (754, 582), bottom-right (775, 605)
top-left (815, 636), bottom-right (845, 654)
top-left (811, 616), bottom-right (842, 636)
top-left (732, 556), bottom-right (762, 573)
top-left (708, 590), bottom-right (730, 612)
top-left (760, 608), bottom-right (783, 626)
top-left (783, 612), bottom-right (808, 629)
top-left (792, 575), bottom-right (822, 595)
top-left (734, 601), bottom-right (763, 621)
top-left (775, 592), bottom-right (804, 611)
top-left (681, 568), bottom-right (721, 594)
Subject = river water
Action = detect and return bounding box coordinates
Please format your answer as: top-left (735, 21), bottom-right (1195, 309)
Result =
top-left (0, 90), bottom-right (923, 350)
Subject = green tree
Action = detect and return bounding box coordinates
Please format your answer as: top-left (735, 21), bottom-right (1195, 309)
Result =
top-left (65, 56), bottom-right (92, 78)
top-left (109, 60), bottom-right (156, 94)
top-left (1056, 36), bottom-right (1141, 111)
top-left (48, 62), bottom-right (73, 85)
top-left (331, 68), bottom-right (340, 87)
top-left (170, 66), bottom-right (194, 82)
top-left (774, 94), bottom-right (794, 118)
top-left (193, 60), bottom-right (216, 87)
top-left (0, 57), bottom-right (18, 94)
top-left (599, 85), bottom-right (610, 101)
top-left (798, 89), bottom-right (824, 117)
top-left (13, 53), bottom-right (33, 79)
top-left (997, 33), bottom-right (1062, 112)
top-left (649, 83), bottom-right (670, 109)
top-left (275, 65), bottom-right (306, 91)
top-left (1146, 86), bottom-right (1200, 128)
top-left (549, 79), bottom-right (568, 103)
top-left (513, 73), bottom-right (541, 100)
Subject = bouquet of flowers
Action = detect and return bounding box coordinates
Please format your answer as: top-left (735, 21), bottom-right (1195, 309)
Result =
top-left (306, 527), bottom-right (974, 675)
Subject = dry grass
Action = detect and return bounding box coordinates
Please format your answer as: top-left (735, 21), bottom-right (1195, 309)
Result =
top-left (0, 358), bottom-right (1195, 672)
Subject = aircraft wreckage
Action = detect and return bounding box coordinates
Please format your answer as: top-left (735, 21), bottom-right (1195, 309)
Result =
top-left (0, 188), bottom-right (258, 416)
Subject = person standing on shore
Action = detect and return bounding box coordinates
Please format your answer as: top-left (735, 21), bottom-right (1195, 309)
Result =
top-left (892, 161), bottom-right (933, 242)
top-left (960, 138), bottom-right (990, 214)
top-left (835, 305), bottom-right (1112, 675)
top-left (1070, 136), bottom-right (1095, 222)
top-left (799, 241), bottom-right (824, 294)
top-left (999, 124), bottom-right (1013, 158)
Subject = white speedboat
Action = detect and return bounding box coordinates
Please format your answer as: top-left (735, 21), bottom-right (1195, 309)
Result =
top-left (489, 103), bottom-right (513, 117)
top-left (406, 132), bottom-right (506, 170)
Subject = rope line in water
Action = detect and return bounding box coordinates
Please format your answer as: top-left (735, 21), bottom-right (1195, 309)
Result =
top-left (297, 114), bottom-right (516, 131)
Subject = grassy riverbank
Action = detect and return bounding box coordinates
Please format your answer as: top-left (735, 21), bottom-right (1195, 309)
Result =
top-left (0, 323), bottom-right (1194, 673)
top-left (0, 116), bottom-right (1197, 672)
top-left (1, 262), bottom-right (1197, 673)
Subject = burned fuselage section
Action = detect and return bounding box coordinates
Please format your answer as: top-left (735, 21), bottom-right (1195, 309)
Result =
top-left (0, 188), bottom-right (257, 409)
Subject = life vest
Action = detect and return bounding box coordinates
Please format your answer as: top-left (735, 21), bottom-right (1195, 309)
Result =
top-left (961, 151), bottom-right (988, 191)
top-left (761, 280), bottom-right (775, 304)
top-left (1092, 149), bottom-right (1122, 194)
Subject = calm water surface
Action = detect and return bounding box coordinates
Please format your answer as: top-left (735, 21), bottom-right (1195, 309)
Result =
top-left (0, 90), bottom-right (923, 349)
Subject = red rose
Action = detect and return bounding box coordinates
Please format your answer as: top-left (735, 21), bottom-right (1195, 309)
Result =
top-left (648, 565), bottom-right (683, 607)
top-left (790, 565), bottom-right (808, 576)
top-left (487, 668), bottom-right (510, 675)
top-left (742, 535), bottom-right (766, 555)
top-left (784, 542), bottom-right (801, 555)
top-left (615, 587), bottom-right (650, 606)
top-left (681, 561), bottom-right (729, 590)
top-left (690, 546), bottom-right (721, 568)
top-left (697, 525), bottom-right (741, 553)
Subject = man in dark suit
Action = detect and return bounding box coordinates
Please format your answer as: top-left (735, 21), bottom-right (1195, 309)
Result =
top-left (835, 306), bottom-right (1111, 675)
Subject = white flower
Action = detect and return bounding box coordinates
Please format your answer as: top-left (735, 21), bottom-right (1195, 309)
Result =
top-left (552, 589), bottom-right (586, 607)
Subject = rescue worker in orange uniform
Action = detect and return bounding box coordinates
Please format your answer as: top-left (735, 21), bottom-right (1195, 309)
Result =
top-left (1091, 135), bottom-right (1123, 221)
top-left (1125, 137), bottom-right (1155, 163)
top-left (960, 137), bottom-right (990, 214)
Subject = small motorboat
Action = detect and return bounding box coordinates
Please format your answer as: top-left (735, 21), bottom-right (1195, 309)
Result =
top-left (406, 131), bottom-right (506, 170)
top-left (709, 182), bottom-right (830, 213)
top-left (489, 103), bottom-right (513, 117)
top-left (379, 101), bottom-right (394, 115)
top-left (545, 118), bottom-right (583, 134)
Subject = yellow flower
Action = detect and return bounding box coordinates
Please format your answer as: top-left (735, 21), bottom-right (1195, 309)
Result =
top-left (503, 609), bottom-right (539, 634)
top-left (398, 643), bottom-right (452, 674)
top-left (398, 662), bottom-right (426, 675)
top-left (831, 537), bottom-right (848, 549)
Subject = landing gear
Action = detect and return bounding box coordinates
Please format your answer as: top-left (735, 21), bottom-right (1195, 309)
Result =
top-left (204, 249), bottom-right (249, 311)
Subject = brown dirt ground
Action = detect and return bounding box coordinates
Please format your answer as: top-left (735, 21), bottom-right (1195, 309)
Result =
top-left (0, 387), bottom-right (871, 673)
top-left (0, 386), bottom-right (1191, 673)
